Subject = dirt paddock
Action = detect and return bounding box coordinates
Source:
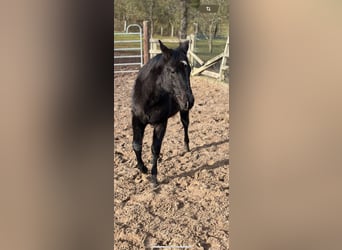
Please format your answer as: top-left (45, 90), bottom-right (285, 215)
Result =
top-left (114, 73), bottom-right (229, 249)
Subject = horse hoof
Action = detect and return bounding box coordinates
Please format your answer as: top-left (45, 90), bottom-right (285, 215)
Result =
top-left (184, 144), bottom-right (190, 152)
top-left (138, 164), bottom-right (148, 174)
top-left (151, 175), bottom-right (159, 188)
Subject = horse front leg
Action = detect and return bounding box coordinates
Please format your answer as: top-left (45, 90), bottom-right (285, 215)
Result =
top-left (151, 121), bottom-right (167, 187)
top-left (132, 115), bottom-right (148, 174)
top-left (180, 111), bottom-right (190, 152)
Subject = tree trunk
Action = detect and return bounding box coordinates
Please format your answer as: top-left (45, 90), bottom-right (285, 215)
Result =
top-left (179, 0), bottom-right (188, 39)
top-left (170, 24), bottom-right (174, 37)
top-left (194, 23), bottom-right (198, 34)
top-left (214, 23), bottom-right (218, 38)
top-left (149, 0), bottom-right (154, 37)
top-left (208, 36), bottom-right (212, 53)
top-left (208, 23), bottom-right (213, 53)
top-left (161, 26), bottom-right (163, 36)
top-left (150, 21), bottom-right (154, 37)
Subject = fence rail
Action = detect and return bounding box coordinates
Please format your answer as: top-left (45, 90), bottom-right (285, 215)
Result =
top-left (149, 35), bottom-right (196, 65)
top-left (114, 22), bottom-right (229, 82)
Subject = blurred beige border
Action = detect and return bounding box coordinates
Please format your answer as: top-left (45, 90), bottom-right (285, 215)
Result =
top-left (0, 1), bottom-right (113, 250)
top-left (231, 1), bottom-right (342, 249)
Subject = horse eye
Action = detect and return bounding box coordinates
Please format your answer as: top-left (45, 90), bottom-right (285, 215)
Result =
top-left (180, 60), bottom-right (188, 69)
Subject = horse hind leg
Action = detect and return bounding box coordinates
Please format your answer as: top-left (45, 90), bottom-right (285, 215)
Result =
top-left (132, 116), bottom-right (148, 174)
top-left (151, 121), bottom-right (167, 187)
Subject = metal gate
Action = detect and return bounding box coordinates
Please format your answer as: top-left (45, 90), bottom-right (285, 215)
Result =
top-left (114, 24), bottom-right (143, 74)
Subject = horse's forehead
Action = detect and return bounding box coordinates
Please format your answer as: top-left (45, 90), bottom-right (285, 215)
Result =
top-left (170, 54), bottom-right (188, 66)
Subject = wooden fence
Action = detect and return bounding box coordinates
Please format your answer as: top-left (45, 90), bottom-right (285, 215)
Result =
top-left (149, 35), bottom-right (196, 65)
top-left (142, 21), bottom-right (229, 81)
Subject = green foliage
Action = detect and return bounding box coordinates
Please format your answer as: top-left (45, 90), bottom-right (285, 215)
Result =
top-left (189, 0), bottom-right (201, 9)
top-left (114, 0), bottom-right (229, 38)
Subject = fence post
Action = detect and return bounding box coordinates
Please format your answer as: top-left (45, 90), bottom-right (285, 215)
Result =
top-left (151, 40), bottom-right (157, 58)
top-left (188, 34), bottom-right (195, 66)
top-left (124, 20), bottom-right (127, 31)
top-left (219, 35), bottom-right (229, 81)
top-left (143, 21), bottom-right (150, 65)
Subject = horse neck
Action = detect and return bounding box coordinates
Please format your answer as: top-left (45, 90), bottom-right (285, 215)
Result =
top-left (135, 75), bottom-right (160, 107)
top-left (138, 57), bottom-right (166, 104)
top-left (147, 78), bottom-right (163, 104)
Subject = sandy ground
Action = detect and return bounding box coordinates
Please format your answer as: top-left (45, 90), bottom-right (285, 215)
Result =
top-left (114, 73), bottom-right (229, 249)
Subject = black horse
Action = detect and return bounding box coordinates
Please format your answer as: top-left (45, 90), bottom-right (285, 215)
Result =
top-left (131, 40), bottom-right (195, 187)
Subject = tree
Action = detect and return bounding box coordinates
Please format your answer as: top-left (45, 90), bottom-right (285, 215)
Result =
top-left (179, 0), bottom-right (201, 39)
top-left (192, 0), bottom-right (229, 53)
top-left (114, 0), bottom-right (229, 42)
top-left (147, 0), bottom-right (155, 36)
top-left (179, 0), bottom-right (188, 39)
top-left (164, 0), bottom-right (179, 37)
top-left (114, 0), bottom-right (147, 28)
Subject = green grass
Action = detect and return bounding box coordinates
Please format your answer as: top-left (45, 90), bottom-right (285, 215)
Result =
top-left (114, 33), bottom-right (227, 62)
top-left (194, 39), bottom-right (226, 61)
top-left (114, 33), bottom-right (142, 50)
top-left (114, 33), bottom-right (141, 41)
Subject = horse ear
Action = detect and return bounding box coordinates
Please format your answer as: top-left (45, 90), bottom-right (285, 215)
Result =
top-left (179, 40), bottom-right (189, 53)
top-left (159, 40), bottom-right (172, 59)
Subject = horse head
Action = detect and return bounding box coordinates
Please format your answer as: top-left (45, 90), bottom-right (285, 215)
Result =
top-left (159, 40), bottom-right (195, 111)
